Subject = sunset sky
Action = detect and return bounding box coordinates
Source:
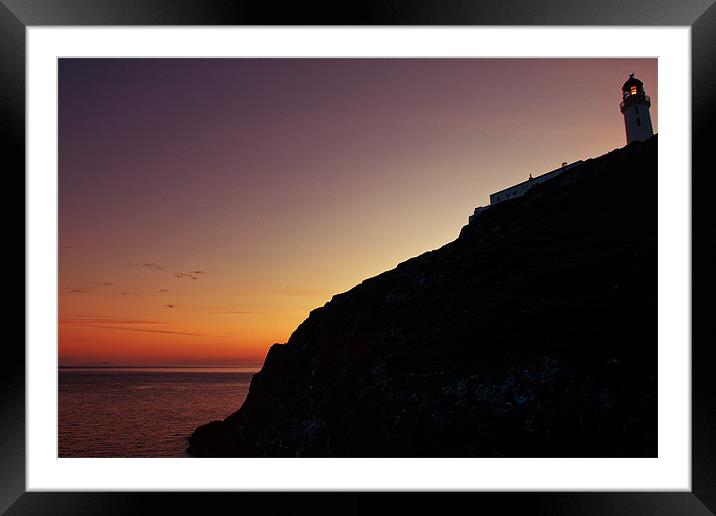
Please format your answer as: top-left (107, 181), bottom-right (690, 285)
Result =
top-left (59, 58), bottom-right (657, 366)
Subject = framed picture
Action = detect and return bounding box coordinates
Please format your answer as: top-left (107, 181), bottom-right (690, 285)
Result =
top-left (5, 0), bottom-right (711, 513)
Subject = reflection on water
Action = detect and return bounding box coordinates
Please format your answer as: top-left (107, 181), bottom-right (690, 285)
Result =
top-left (59, 367), bottom-right (256, 457)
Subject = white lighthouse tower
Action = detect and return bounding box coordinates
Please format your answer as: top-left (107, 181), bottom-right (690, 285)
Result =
top-left (620, 74), bottom-right (654, 144)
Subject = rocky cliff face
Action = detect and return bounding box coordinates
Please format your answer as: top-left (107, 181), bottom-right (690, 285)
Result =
top-left (188, 136), bottom-right (658, 457)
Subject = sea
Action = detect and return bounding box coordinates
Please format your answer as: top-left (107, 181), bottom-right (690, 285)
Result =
top-left (58, 366), bottom-right (258, 457)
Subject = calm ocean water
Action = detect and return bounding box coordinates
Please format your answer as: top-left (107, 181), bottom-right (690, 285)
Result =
top-left (58, 367), bottom-right (257, 457)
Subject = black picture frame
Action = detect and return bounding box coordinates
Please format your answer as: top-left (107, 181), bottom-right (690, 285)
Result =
top-left (3, 1), bottom-right (712, 514)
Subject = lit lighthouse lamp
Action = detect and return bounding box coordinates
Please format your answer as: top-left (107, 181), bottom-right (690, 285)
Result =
top-left (620, 74), bottom-right (654, 144)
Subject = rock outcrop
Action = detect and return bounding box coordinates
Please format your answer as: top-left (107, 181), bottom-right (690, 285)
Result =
top-left (188, 136), bottom-right (658, 457)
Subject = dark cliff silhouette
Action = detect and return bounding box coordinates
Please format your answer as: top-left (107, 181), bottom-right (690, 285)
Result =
top-left (188, 136), bottom-right (657, 457)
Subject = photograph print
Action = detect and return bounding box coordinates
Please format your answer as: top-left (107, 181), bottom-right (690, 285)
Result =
top-left (58, 58), bottom-right (657, 458)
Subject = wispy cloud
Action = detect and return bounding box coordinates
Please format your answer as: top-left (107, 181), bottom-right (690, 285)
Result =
top-left (163, 304), bottom-right (176, 309)
top-left (88, 325), bottom-right (214, 337)
top-left (207, 311), bottom-right (259, 315)
top-left (65, 288), bottom-right (89, 294)
top-left (97, 282), bottom-right (115, 286)
top-left (128, 262), bottom-right (163, 271)
top-left (60, 318), bottom-right (167, 325)
top-left (61, 317), bottom-right (213, 337)
top-left (174, 270), bottom-right (205, 280)
top-left (159, 289), bottom-right (169, 293)
top-left (120, 291), bottom-right (138, 296)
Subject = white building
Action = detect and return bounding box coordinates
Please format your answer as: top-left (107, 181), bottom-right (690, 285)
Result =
top-left (468, 161), bottom-right (582, 223)
top-left (620, 74), bottom-right (654, 144)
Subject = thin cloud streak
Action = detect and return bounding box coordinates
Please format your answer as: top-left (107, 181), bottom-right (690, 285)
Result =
top-left (86, 325), bottom-right (217, 337)
top-left (174, 270), bottom-right (205, 280)
top-left (207, 311), bottom-right (260, 315)
top-left (65, 288), bottom-right (89, 294)
top-left (60, 318), bottom-right (167, 325)
top-left (128, 262), bottom-right (163, 271)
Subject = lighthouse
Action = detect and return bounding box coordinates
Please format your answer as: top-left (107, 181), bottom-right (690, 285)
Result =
top-left (620, 74), bottom-right (654, 144)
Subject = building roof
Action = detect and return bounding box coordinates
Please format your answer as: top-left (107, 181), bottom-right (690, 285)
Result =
top-left (490, 161), bottom-right (582, 197)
